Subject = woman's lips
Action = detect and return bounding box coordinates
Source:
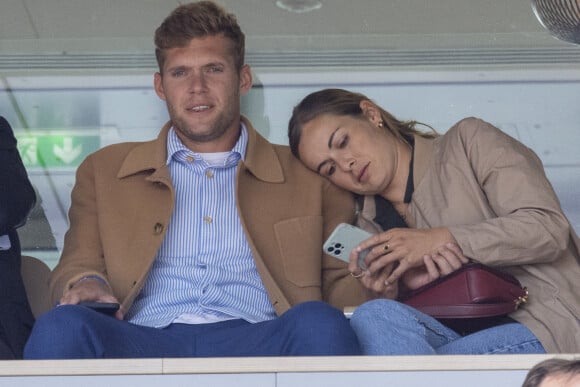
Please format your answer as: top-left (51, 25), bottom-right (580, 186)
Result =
top-left (358, 162), bottom-right (369, 182)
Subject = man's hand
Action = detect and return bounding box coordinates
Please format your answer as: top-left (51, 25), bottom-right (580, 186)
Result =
top-left (59, 278), bottom-right (124, 320)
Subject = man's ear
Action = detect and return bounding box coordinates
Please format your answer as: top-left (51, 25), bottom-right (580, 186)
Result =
top-left (239, 64), bottom-right (253, 95)
top-left (154, 72), bottom-right (166, 101)
top-left (359, 100), bottom-right (382, 126)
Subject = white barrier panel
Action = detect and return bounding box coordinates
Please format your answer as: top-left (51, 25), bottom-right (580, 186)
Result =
top-left (1, 355), bottom-right (577, 387)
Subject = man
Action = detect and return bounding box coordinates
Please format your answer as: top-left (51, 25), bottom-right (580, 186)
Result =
top-left (24, 1), bottom-right (366, 358)
top-left (0, 116), bottom-right (36, 359)
top-left (522, 358), bottom-right (580, 387)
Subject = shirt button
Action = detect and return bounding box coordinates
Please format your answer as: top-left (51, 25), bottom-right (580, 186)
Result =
top-left (186, 156), bottom-right (194, 163)
top-left (153, 223), bottom-right (164, 234)
top-left (203, 216), bottom-right (213, 224)
top-left (205, 170), bottom-right (214, 178)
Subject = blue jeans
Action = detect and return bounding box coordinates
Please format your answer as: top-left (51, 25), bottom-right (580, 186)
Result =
top-left (24, 301), bottom-right (361, 358)
top-left (350, 299), bottom-right (545, 355)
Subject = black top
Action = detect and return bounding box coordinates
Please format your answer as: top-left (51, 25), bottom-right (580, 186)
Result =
top-left (373, 137), bottom-right (414, 231)
top-left (0, 117), bottom-right (36, 233)
top-left (0, 116), bottom-right (36, 359)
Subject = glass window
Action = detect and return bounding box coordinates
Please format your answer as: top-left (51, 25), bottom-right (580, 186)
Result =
top-left (2, 1), bottom-right (578, 267)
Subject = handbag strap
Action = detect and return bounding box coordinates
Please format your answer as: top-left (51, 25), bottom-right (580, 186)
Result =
top-left (415, 302), bottom-right (519, 319)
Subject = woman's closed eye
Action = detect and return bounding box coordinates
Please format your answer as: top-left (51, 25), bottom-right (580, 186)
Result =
top-left (337, 135), bottom-right (349, 149)
top-left (322, 163), bottom-right (336, 177)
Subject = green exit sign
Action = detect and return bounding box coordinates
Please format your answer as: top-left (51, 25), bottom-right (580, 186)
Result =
top-left (16, 131), bottom-right (100, 169)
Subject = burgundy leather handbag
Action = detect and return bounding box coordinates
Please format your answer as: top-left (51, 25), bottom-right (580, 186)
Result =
top-left (401, 263), bottom-right (529, 319)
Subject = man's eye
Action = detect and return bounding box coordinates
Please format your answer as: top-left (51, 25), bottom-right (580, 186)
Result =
top-left (171, 69), bottom-right (186, 77)
top-left (207, 66), bottom-right (223, 73)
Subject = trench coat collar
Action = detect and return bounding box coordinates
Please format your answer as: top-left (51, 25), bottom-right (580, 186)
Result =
top-left (116, 116), bottom-right (285, 184)
top-left (411, 133), bottom-right (436, 189)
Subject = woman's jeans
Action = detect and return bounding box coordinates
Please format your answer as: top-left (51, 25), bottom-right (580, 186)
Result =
top-left (350, 299), bottom-right (545, 355)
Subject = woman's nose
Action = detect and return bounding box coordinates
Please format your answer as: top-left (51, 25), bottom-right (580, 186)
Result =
top-left (343, 159), bottom-right (356, 171)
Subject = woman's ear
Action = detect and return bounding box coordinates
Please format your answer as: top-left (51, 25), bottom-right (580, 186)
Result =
top-left (359, 100), bottom-right (382, 126)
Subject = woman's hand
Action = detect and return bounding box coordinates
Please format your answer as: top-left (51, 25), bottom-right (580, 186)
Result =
top-left (353, 227), bottom-right (461, 285)
top-left (349, 251), bottom-right (398, 300)
top-left (352, 266), bottom-right (399, 300)
top-left (401, 243), bottom-right (469, 290)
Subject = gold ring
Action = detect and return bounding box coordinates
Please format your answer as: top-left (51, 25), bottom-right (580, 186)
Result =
top-left (350, 270), bottom-right (364, 278)
top-left (383, 243), bottom-right (390, 252)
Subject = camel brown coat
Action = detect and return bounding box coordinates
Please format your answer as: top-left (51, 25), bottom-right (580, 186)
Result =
top-left (51, 117), bottom-right (368, 317)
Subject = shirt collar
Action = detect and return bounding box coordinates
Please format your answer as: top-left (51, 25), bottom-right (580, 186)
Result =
top-left (165, 123), bottom-right (248, 167)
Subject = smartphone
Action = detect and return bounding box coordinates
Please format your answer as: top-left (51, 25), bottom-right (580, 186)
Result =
top-left (78, 301), bottom-right (120, 316)
top-left (323, 223), bottom-right (373, 269)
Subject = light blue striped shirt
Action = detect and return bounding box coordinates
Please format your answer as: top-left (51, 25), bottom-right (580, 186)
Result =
top-left (127, 124), bottom-right (276, 327)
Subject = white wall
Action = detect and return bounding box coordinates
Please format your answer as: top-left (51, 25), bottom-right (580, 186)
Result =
top-left (5, 67), bottom-right (580, 264)
top-left (244, 68), bottom-right (580, 231)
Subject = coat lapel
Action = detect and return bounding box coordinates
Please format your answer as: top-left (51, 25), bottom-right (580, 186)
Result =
top-left (240, 117), bottom-right (284, 183)
top-left (236, 117), bottom-right (291, 314)
top-left (116, 122), bottom-right (173, 187)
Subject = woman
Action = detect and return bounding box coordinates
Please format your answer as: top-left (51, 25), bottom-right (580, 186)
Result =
top-left (288, 88), bottom-right (580, 354)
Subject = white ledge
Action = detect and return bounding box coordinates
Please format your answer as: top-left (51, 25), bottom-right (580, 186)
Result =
top-left (1, 354), bottom-right (578, 376)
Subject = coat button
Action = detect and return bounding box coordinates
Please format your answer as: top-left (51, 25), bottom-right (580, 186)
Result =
top-left (153, 223), bottom-right (164, 234)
